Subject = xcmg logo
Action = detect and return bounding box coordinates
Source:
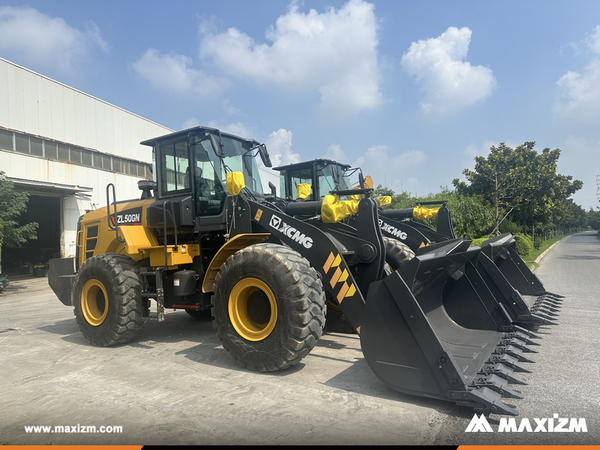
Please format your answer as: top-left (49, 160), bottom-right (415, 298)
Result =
top-left (269, 215), bottom-right (313, 249)
top-left (378, 219), bottom-right (408, 240)
top-left (466, 413), bottom-right (588, 433)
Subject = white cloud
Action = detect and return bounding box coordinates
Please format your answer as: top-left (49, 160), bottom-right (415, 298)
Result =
top-left (324, 144), bottom-right (348, 162)
top-left (353, 145), bottom-right (427, 192)
top-left (206, 121), bottom-right (255, 139)
top-left (554, 26), bottom-right (600, 121)
top-left (182, 118), bottom-right (201, 129)
top-left (401, 26), bottom-right (496, 115)
top-left (462, 140), bottom-right (497, 170)
top-left (265, 128), bottom-right (300, 168)
top-left (132, 48), bottom-right (229, 95)
top-left (0, 6), bottom-right (109, 73)
top-left (222, 99), bottom-right (242, 116)
top-left (198, 0), bottom-right (382, 116)
top-left (180, 118), bottom-right (255, 140)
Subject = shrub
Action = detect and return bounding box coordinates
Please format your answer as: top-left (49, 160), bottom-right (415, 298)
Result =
top-left (470, 237), bottom-right (488, 248)
top-left (515, 233), bottom-right (534, 257)
top-left (499, 219), bottom-right (522, 235)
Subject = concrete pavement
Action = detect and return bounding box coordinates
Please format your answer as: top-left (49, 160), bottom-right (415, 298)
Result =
top-left (1, 275), bottom-right (444, 445)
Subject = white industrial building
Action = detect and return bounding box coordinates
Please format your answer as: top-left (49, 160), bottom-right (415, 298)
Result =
top-left (0, 57), bottom-right (277, 273)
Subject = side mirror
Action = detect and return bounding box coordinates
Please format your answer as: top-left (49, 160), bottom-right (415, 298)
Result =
top-left (209, 134), bottom-right (225, 158)
top-left (258, 144), bottom-right (272, 168)
top-left (359, 172), bottom-right (365, 189)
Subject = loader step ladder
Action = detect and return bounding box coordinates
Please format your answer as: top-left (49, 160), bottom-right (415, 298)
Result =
top-left (139, 201), bottom-right (182, 322)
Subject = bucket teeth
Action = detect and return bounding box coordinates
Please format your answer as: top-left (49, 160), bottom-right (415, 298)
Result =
top-left (533, 309), bottom-right (560, 319)
top-left (499, 336), bottom-right (539, 354)
top-left (544, 291), bottom-right (565, 300)
top-left (533, 305), bottom-right (561, 315)
top-left (531, 304), bottom-right (560, 316)
top-left (533, 304), bottom-right (560, 317)
top-left (536, 295), bottom-right (562, 304)
top-left (532, 313), bottom-right (558, 326)
top-left (487, 353), bottom-right (532, 373)
top-left (505, 328), bottom-right (542, 346)
top-left (455, 387), bottom-right (519, 416)
top-left (513, 325), bottom-right (543, 340)
top-left (514, 332), bottom-right (541, 346)
top-left (536, 296), bottom-right (563, 306)
top-left (479, 362), bottom-right (528, 385)
top-left (493, 345), bottom-right (536, 364)
top-left (472, 374), bottom-right (524, 399)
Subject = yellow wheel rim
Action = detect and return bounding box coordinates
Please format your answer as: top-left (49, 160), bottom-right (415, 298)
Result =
top-left (229, 278), bottom-right (278, 341)
top-left (81, 279), bottom-right (109, 326)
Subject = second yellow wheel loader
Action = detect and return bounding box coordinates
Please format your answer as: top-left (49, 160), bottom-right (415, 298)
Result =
top-left (273, 158), bottom-right (563, 329)
top-left (50, 127), bottom-right (543, 416)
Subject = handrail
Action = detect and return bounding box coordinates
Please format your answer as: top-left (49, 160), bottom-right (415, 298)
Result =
top-left (106, 183), bottom-right (125, 244)
top-left (162, 201), bottom-right (178, 267)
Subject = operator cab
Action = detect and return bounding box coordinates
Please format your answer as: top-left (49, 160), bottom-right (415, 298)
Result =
top-left (274, 158), bottom-right (359, 201)
top-left (141, 126), bottom-right (271, 233)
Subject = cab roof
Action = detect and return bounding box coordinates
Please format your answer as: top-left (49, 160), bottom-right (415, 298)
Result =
top-left (140, 126), bottom-right (261, 148)
top-left (273, 158), bottom-right (351, 172)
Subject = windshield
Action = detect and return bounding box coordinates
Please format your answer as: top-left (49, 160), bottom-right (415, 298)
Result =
top-left (317, 164), bottom-right (351, 198)
top-left (199, 136), bottom-right (265, 197)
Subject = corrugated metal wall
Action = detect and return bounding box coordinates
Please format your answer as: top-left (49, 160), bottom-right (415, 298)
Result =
top-left (0, 57), bottom-right (172, 162)
top-left (0, 58), bottom-right (174, 260)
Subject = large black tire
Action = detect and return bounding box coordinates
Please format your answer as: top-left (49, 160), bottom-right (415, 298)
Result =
top-left (72, 253), bottom-right (145, 346)
top-left (213, 243), bottom-right (326, 372)
top-left (383, 237), bottom-right (415, 271)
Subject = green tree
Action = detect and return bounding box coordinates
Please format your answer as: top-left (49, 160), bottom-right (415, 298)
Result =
top-left (374, 184), bottom-right (395, 198)
top-left (445, 193), bottom-right (495, 238)
top-left (453, 142), bottom-right (582, 237)
top-left (0, 172), bottom-right (39, 273)
top-left (382, 186), bottom-right (495, 239)
top-left (587, 208), bottom-right (600, 231)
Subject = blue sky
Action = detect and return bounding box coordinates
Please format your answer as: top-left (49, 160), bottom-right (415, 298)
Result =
top-left (1, 0), bottom-right (600, 208)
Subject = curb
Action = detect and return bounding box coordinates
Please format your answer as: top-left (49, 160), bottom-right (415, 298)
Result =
top-left (534, 240), bottom-right (561, 265)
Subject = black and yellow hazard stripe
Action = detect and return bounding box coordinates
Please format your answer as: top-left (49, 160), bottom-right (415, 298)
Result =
top-left (323, 252), bottom-right (357, 304)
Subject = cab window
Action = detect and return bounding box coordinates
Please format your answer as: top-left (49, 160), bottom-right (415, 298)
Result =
top-left (159, 139), bottom-right (190, 194)
top-left (288, 168), bottom-right (314, 201)
top-left (194, 144), bottom-right (226, 216)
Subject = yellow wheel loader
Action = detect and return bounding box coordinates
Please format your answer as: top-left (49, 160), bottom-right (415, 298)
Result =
top-left (50, 127), bottom-right (542, 415)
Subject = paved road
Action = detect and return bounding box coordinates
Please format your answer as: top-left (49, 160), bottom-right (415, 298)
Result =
top-left (0, 275), bottom-right (444, 445)
top-left (1, 233), bottom-right (597, 445)
top-left (433, 231), bottom-right (600, 445)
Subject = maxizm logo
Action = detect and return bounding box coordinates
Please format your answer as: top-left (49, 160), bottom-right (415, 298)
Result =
top-left (466, 414), bottom-right (588, 433)
top-left (378, 219), bottom-right (408, 240)
top-left (269, 215), bottom-right (313, 249)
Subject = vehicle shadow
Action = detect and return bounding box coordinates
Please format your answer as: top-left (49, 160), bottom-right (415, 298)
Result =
top-left (37, 312), bottom-right (484, 419)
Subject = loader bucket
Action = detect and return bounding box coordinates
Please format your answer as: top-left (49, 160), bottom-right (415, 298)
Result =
top-left (360, 240), bottom-right (537, 415)
top-left (48, 257), bottom-right (77, 306)
top-left (479, 234), bottom-right (564, 326)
